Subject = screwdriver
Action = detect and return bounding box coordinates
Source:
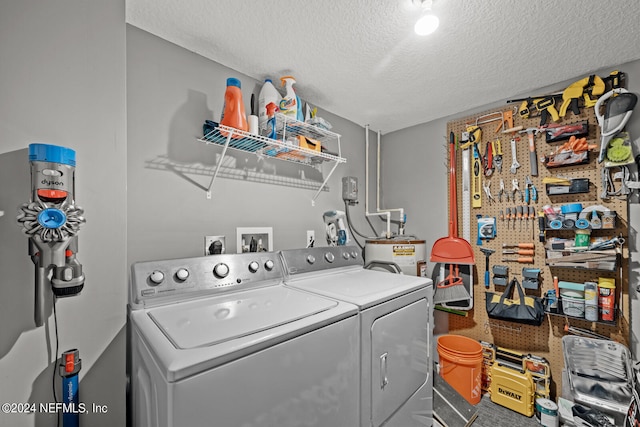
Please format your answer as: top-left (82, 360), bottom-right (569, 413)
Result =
top-left (529, 206), bottom-right (535, 239)
top-left (523, 206), bottom-right (529, 229)
top-left (502, 249), bottom-right (535, 255)
top-left (501, 257), bottom-right (534, 264)
top-left (503, 243), bottom-right (535, 249)
top-left (517, 206), bottom-right (523, 230)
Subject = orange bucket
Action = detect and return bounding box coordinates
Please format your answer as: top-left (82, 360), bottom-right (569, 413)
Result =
top-left (437, 335), bottom-right (483, 405)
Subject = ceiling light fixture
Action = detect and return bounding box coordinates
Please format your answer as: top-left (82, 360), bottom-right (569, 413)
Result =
top-left (413, 0), bottom-right (439, 36)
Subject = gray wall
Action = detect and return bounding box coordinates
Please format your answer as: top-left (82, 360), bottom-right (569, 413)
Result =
top-left (126, 25), bottom-right (371, 265)
top-left (0, 1), bottom-right (126, 427)
top-left (380, 59), bottom-right (640, 355)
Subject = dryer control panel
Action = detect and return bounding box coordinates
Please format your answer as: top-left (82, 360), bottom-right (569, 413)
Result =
top-left (129, 252), bottom-right (283, 308)
top-left (280, 245), bottom-right (363, 276)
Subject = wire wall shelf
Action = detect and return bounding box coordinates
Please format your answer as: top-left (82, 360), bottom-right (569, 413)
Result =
top-left (196, 113), bottom-right (345, 204)
top-left (145, 155), bottom-right (331, 192)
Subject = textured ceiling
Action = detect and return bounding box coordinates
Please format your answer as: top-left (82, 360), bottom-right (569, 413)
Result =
top-left (126, 0), bottom-right (640, 133)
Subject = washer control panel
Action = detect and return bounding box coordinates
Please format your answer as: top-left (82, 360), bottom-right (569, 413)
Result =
top-left (130, 252), bottom-right (283, 307)
top-left (280, 245), bottom-right (362, 276)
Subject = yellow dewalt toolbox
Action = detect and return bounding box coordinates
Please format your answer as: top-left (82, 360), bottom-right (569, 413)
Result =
top-left (480, 341), bottom-right (551, 400)
top-left (489, 363), bottom-right (535, 417)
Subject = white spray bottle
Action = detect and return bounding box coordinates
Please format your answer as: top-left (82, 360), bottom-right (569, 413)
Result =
top-left (279, 76), bottom-right (298, 119)
top-left (258, 79), bottom-right (281, 132)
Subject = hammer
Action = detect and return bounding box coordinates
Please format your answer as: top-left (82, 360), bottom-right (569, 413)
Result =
top-left (479, 248), bottom-right (495, 288)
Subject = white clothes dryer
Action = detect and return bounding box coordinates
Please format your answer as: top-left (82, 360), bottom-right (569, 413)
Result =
top-left (128, 252), bottom-right (360, 427)
top-left (280, 246), bottom-right (434, 427)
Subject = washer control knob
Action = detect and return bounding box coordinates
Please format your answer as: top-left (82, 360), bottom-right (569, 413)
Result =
top-left (342, 252), bottom-right (350, 259)
top-left (248, 261), bottom-right (260, 273)
top-left (149, 270), bottom-right (164, 285)
top-left (176, 268), bottom-right (189, 281)
top-left (307, 255), bottom-right (316, 264)
top-left (264, 259), bottom-right (275, 271)
top-left (325, 252), bottom-right (335, 263)
top-left (213, 263), bottom-right (230, 278)
top-left (351, 250), bottom-right (359, 259)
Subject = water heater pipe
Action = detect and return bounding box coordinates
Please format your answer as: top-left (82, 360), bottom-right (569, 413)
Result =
top-left (364, 125), bottom-right (405, 237)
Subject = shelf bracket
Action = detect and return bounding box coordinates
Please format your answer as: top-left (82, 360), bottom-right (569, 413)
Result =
top-left (311, 160), bottom-right (341, 206)
top-left (206, 131), bottom-right (233, 199)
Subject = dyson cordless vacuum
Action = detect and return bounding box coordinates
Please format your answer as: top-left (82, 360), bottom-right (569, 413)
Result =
top-left (16, 144), bottom-right (86, 327)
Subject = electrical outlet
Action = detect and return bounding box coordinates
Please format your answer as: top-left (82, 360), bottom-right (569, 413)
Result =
top-left (204, 235), bottom-right (225, 255)
top-left (306, 230), bottom-right (315, 248)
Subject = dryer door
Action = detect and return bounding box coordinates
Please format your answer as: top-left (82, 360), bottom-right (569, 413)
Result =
top-left (370, 298), bottom-right (429, 427)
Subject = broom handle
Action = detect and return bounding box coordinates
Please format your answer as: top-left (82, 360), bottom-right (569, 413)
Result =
top-left (449, 132), bottom-right (458, 237)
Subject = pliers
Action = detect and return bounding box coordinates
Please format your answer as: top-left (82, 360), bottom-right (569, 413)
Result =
top-left (484, 141), bottom-right (494, 176)
top-left (512, 178), bottom-right (523, 202)
top-left (498, 179), bottom-right (508, 203)
top-left (483, 180), bottom-right (495, 205)
top-left (493, 139), bottom-right (503, 174)
top-left (525, 176), bottom-right (538, 204)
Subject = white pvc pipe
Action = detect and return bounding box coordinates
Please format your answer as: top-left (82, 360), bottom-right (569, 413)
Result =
top-left (364, 126), bottom-right (405, 238)
top-left (376, 130), bottom-right (405, 227)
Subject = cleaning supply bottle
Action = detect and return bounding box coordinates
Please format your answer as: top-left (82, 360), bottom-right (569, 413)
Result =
top-left (264, 102), bottom-right (279, 156)
top-left (279, 76), bottom-right (298, 119)
top-left (295, 93), bottom-right (304, 122)
top-left (220, 77), bottom-right (248, 137)
top-left (258, 79), bottom-right (281, 132)
top-left (265, 102), bottom-right (278, 140)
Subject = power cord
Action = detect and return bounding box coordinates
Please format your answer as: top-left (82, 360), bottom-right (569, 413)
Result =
top-left (344, 201), bottom-right (375, 250)
top-left (344, 201), bottom-right (377, 241)
top-left (52, 294), bottom-right (61, 427)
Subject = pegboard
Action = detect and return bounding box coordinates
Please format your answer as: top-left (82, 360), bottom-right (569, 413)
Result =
top-left (444, 96), bottom-right (630, 398)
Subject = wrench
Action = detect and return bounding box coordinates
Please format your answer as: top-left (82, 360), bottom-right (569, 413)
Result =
top-left (510, 138), bottom-right (520, 174)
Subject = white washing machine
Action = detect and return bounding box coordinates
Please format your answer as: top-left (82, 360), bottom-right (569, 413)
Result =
top-left (280, 246), bottom-right (434, 427)
top-left (128, 252), bottom-right (360, 427)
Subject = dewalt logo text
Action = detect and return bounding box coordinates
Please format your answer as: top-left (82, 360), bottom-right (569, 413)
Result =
top-left (498, 387), bottom-right (522, 401)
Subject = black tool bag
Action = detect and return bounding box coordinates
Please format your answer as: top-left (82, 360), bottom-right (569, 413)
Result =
top-left (485, 277), bottom-right (545, 326)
